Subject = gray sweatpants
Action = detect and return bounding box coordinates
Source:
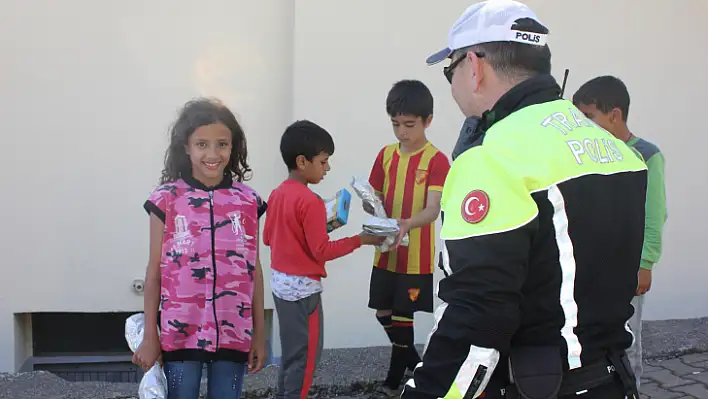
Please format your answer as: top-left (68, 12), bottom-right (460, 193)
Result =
top-left (274, 293), bottom-right (324, 399)
top-left (627, 295), bottom-right (645, 388)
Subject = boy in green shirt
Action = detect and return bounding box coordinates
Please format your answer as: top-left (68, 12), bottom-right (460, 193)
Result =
top-left (573, 75), bottom-right (668, 388)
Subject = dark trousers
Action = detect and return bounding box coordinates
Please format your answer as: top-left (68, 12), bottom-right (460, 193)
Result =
top-left (483, 371), bottom-right (630, 398)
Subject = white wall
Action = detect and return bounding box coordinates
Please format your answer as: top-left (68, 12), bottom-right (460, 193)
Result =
top-left (0, 0), bottom-right (293, 371)
top-left (525, 0), bottom-right (708, 320)
top-left (289, 0), bottom-right (708, 354)
top-left (0, 0), bottom-right (706, 372)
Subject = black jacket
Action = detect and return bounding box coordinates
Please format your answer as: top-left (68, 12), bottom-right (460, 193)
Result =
top-left (403, 75), bottom-right (647, 399)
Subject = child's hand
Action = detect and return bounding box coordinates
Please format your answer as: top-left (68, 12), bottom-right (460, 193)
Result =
top-left (636, 268), bottom-right (652, 296)
top-left (394, 219), bottom-right (412, 247)
top-left (248, 334), bottom-right (266, 373)
top-left (359, 233), bottom-right (386, 246)
top-left (132, 336), bottom-right (162, 371)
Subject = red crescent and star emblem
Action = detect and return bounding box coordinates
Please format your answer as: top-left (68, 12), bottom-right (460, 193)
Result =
top-left (461, 190), bottom-right (490, 224)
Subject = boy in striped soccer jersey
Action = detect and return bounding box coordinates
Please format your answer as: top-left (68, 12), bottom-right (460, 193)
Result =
top-left (366, 80), bottom-right (451, 398)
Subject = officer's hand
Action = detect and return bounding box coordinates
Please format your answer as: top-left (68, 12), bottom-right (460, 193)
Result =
top-left (636, 268), bottom-right (652, 296)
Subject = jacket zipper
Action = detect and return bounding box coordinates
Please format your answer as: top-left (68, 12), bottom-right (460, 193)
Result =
top-left (208, 190), bottom-right (220, 350)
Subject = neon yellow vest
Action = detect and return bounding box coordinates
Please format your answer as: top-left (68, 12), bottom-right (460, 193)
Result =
top-left (441, 99), bottom-right (647, 241)
top-left (439, 100), bottom-right (646, 399)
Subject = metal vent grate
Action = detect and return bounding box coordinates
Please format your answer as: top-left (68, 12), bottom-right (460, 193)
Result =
top-left (34, 359), bottom-right (144, 383)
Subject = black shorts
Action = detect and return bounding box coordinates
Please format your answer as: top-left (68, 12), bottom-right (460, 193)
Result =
top-left (368, 267), bottom-right (434, 314)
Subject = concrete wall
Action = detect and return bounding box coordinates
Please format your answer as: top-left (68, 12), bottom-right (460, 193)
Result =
top-left (0, 0), bottom-right (293, 371)
top-left (0, 0), bottom-right (705, 371)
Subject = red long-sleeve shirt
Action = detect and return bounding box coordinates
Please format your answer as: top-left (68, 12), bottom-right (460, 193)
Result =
top-left (263, 180), bottom-right (361, 280)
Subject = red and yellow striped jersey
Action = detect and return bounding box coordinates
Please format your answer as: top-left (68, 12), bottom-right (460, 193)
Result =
top-left (368, 142), bottom-right (450, 274)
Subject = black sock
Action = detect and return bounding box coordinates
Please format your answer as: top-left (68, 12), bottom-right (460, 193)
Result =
top-left (392, 313), bottom-right (419, 370)
top-left (407, 344), bottom-right (421, 371)
top-left (383, 313), bottom-right (416, 388)
top-left (376, 314), bottom-right (395, 343)
top-left (384, 345), bottom-right (408, 389)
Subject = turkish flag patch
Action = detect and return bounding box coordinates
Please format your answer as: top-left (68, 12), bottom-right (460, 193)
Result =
top-left (461, 190), bottom-right (490, 224)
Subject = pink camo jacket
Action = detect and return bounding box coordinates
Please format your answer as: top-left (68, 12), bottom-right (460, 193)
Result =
top-left (144, 175), bottom-right (266, 357)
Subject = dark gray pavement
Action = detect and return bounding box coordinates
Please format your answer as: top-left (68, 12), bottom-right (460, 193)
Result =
top-left (1, 317), bottom-right (706, 399)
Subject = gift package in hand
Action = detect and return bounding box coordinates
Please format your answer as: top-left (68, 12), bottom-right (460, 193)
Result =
top-left (350, 176), bottom-right (409, 252)
top-left (324, 188), bottom-right (352, 233)
top-left (126, 313), bottom-right (168, 399)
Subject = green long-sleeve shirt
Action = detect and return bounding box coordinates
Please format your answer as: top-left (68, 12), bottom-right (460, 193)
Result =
top-left (628, 137), bottom-right (667, 270)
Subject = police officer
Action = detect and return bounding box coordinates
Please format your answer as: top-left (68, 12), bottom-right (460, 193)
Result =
top-left (401, 1), bottom-right (646, 399)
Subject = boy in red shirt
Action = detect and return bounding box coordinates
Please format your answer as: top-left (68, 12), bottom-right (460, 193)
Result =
top-left (263, 120), bottom-right (384, 399)
top-left (367, 80), bottom-right (451, 397)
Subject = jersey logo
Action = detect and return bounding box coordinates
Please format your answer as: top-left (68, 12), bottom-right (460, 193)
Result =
top-left (415, 169), bottom-right (429, 185)
top-left (461, 190), bottom-right (490, 224)
top-left (408, 288), bottom-right (420, 302)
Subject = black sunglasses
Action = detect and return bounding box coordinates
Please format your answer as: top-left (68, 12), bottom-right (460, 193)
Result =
top-left (444, 51), bottom-right (485, 84)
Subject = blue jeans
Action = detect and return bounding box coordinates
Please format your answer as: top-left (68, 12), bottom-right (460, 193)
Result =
top-left (164, 360), bottom-right (246, 399)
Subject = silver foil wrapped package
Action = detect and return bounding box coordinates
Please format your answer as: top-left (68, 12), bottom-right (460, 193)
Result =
top-left (362, 216), bottom-right (399, 235)
top-left (363, 216), bottom-right (410, 252)
top-left (125, 313), bottom-right (168, 399)
top-left (139, 364), bottom-right (167, 399)
top-left (125, 313), bottom-right (145, 353)
top-left (350, 176), bottom-right (387, 218)
top-left (350, 175), bottom-right (409, 252)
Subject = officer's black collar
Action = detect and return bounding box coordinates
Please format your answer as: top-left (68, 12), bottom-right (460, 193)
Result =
top-left (478, 74), bottom-right (561, 132)
top-left (183, 172), bottom-right (233, 191)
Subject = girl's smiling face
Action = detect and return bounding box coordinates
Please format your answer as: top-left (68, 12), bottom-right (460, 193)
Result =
top-left (185, 123), bottom-right (232, 187)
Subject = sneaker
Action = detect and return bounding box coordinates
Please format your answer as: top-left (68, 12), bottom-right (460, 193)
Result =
top-left (369, 384), bottom-right (402, 398)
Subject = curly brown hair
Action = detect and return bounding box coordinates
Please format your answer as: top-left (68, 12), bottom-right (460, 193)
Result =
top-left (160, 98), bottom-right (252, 184)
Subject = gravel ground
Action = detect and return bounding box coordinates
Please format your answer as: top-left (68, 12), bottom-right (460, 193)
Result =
top-left (1, 317), bottom-right (706, 399)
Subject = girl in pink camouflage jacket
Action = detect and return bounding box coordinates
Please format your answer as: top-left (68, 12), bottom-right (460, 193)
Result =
top-left (133, 98), bottom-right (267, 399)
